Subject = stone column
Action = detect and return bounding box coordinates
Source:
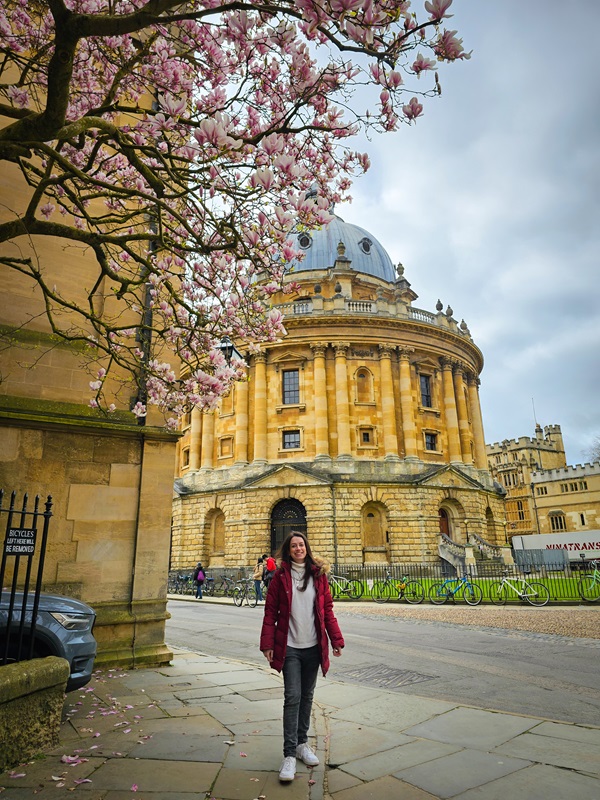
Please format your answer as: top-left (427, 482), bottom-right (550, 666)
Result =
top-left (188, 407), bottom-right (201, 471)
top-left (440, 357), bottom-right (462, 463)
top-left (334, 342), bottom-right (352, 459)
top-left (398, 347), bottom-right (418, 460)
top-left (453, 364), bottom-right (473, 464)
top-left (379, 344), bottom-right (400, 461)
top-left (234, 378), bottom-right (249, 465)
top-left (252, 351), bottom-right (268, 464)
top-left (467, 373), bottom-right (487, 469)
top-left (310, 343), bottom-right (330, 461)
top-left (200, 410), bottom-right (215, 470)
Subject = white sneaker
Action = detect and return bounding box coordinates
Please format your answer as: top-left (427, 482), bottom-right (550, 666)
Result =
top-left (296, 742), bottom-right (319, 766)
top-left (279, 756), bottom-right (296, 782)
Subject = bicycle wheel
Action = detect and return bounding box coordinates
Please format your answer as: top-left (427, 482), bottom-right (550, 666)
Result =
top-left (225, 580), bottom-right (236, 598)
top-left (232, 587), bottom-right (244, 606)
top-left (429, 583), bottom-right (449, 604)
top-left (371, 581), bottom-right (392, 603)
top-left (463, 582), bottom-right (483, 606)
top-left (346, 579), bottom-right (363, 600)
top-left (578, 576), bottom-right (600, 602)
top-left (524, 581), bottom-right (550, 607)
top-left (489, 581), bottom-right (507, 605)
top-left (246, 587), bottom-right (258, 608)
top-left (204, 580), bottom-right (215, 597)
top-left (401, 580), bottom-right (424, 604)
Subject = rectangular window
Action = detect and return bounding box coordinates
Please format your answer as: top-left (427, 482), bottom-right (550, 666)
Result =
top-left (550, 514), bottom-right (566, 532)
top-left (580, 513), bottom-right (586, 526)
top-left (420, 374), bottom-right (432, 407)
top-left (580, 480), bottom-right (588, 491)
top-left (425, 432), bottom-right (437, 451)
top-left (536, 486), bottom-right (548, 496)
top-left (282, 369), bottom-right (300, 404)
top-left (182, 448), bottom-right (190, 467)
top-left (282, 430), bottom-right (300, 449)
top-left (362, 430), bottom-right (371, 443)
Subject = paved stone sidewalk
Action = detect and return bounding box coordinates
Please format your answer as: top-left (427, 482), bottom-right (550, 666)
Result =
top-left (1, 647), bottom-right (599, 799)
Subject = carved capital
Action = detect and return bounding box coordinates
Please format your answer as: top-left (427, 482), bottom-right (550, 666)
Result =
top-left (378, 343), bottom-right (395, 359)
top-left (310, 342), bottom-right (328, 358)
top-left (253, 351), bottom-right (267, 365)
top-left (439, 356), bottom-right (455, 370)
top-left (398, 346), bottom-right (415, 361)
top-left (333, 342), bottom-right (350, 357)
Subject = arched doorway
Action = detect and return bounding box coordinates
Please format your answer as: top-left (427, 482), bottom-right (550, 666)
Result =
top-left (270, 499), bottom-right (307, 554)
top-left (361, 502), bottom-right (389, 563)
top-left (439, 508), bottom-right (451, 537)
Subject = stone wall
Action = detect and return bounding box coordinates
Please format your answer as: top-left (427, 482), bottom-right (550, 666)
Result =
top-left (0, 396), bottom-right (177, 667)
top-left (0, 657), bottom-right (69, 771)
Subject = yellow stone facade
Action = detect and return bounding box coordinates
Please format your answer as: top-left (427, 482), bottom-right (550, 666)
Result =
top-left (0, 138), bottom-right (176, 669)
top-left (172, 220), bottom-right (507, 569)
top-left (487, 425), bottom-right (600, 538)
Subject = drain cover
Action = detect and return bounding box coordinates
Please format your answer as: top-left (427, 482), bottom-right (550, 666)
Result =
top-left (339, 664), bottom-right (436, 688)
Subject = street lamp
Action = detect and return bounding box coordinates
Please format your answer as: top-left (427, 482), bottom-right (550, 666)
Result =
top-left (530, 482), bottom-right (541, 535)
top-left (217, 336), bottom-right (242, 365)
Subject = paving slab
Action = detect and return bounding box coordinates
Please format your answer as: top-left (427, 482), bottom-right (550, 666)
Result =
top-left (127, 733), bottom-right (231, 761)
top-left (201, 696), bottom-right (283, 725)
top-left (329, 690), bottom-right (457, 732)
top-left (393, 747), bottom-right (531, 798)
top-left (81, 757), bottom-right (220, 793)
top-left (404, 706), bottom-right (538, 749)
top-left (337, 738), bottom-right (462, 781)
top-left (223, 733), bottom-right (288, 770)
top-left (453, 762), bottom-right (600, 799)
top-left (327, 720), bottom-right (413, 763)
top-left (494, 729), bottom-right (600, 774)
top-left (329, 774), bottom-right (437, 799)
top-left (527, 719), bottom-right (600, 746)
top-left (314, 681), bottom-right (386, 710)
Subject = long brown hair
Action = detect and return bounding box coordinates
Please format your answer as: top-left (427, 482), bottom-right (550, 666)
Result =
top-left (278, 530), bottom-right (315, 591)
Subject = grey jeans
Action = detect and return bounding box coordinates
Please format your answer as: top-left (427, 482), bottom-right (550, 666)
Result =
top-left (282, 645), bottom-right (320, 757)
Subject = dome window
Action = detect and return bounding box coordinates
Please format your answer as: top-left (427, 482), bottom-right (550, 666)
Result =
top-left (298, 233), bottom-right (312, 250)
top-left (359, 237), bottom-right (373, 254)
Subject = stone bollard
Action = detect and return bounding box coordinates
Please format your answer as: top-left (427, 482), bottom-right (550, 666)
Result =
top-left (0, 656), bottom-right (69, 771)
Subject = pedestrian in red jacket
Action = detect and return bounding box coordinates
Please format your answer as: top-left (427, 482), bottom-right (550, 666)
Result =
top-left (259, 530), bottom-right (344, 783)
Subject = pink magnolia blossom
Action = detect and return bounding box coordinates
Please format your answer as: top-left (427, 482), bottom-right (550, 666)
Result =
top-left (424, 0), bottom-right (454, 21)
top-left (402, 97), bottom-right (424, 120)
top-left (0, 0), bottom-right (467, 420)
top-left (434, 30), bottom-right (472, 61)
top-left (412, 53), bottom-right (437, 76)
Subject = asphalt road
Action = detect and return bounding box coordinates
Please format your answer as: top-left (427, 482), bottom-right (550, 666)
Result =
top-left (165, 599), bottom-right (600, 726)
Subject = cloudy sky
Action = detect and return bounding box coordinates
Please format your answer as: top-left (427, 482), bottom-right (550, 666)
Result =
top-left (336, 0), bottom-right (600, 464)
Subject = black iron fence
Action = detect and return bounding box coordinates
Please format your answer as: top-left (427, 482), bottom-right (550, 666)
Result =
top-left (0, 490), bottom-right (53, 665)
top-left (169, 558), bottom-right (596, 604)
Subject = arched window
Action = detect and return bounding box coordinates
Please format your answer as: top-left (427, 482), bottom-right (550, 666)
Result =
top-left (270, 499), bottom-right (307, 554)
top-left (356, 368), bottom-right (373, 403)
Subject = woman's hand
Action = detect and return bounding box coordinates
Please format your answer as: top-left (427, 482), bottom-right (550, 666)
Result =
top-left (262, 649), bottom-right (274, 663)
top-left (332, 647), bottom-right (342, 657)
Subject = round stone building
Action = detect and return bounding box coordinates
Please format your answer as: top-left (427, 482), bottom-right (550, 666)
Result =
top-left (170, 213), bottom-right (506, 570)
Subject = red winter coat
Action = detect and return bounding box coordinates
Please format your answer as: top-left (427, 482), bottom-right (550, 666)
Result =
top-left (259, 560), bottom-right (345, 676)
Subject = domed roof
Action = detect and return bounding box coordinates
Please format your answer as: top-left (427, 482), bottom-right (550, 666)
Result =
top-left (290, 214), bottom-right (396, 283)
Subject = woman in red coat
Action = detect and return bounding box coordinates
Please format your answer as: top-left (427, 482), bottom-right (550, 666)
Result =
top-left (260, 530), bottom-right (345, 783)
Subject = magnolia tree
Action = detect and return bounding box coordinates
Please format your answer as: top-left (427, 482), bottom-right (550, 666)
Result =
top-left (0, 0), bottom-right (469, 425)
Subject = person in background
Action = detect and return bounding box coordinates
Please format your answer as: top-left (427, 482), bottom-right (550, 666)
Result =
top-left (193, 562), bottom-right (205, 599)
top-left (262, 552), bottom-right (277, 590)
top-left (252, 557), bottom-right (264, 602)
top-left (259, 530), bottom-right (344, 783)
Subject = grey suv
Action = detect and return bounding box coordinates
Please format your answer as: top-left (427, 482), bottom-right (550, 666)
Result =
top-left (1, 591), bottom-right (97, 691)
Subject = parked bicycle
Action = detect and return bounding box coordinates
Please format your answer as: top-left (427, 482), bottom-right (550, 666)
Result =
top-left (577, 559), bottom-right (600, 603)
top-left (429, 575), bottom-right (483, 605)
top-left (489, 571), bottom-right (550, 607)
top-left (371, 573), bottom-right (424, 604)
top-left (208, 574), bottom-right (236, 598)
top-left (171, 573), bottom-right (194, 595)
top-left (232, 578), bottom-right (258, 608)
top-left (328, 573), bottom-right (363, 600)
